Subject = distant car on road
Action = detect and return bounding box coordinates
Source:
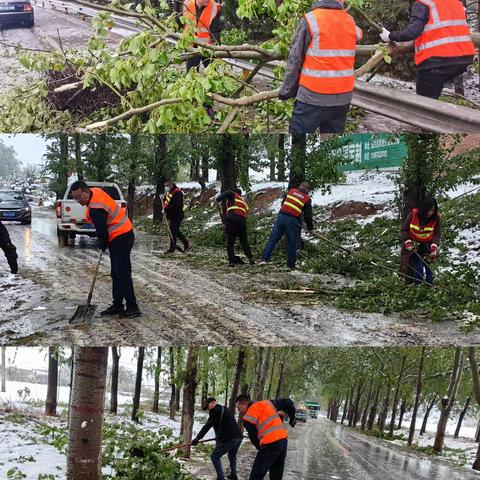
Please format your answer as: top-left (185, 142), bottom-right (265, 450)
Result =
top-left (56, 181), bottom-right (127, 247)
top-left (0, 190), bottom-right (32, 224)
top-left (0, 0), bottom-right (34, 28)
top-left (295, 410), bottom-right (308, 423)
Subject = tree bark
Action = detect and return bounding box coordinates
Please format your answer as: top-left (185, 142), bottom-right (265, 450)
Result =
top-left (153, 347), bottom-right (162, 413)
top-left (420, 393), bottom-right (438, 435)
top-left (389, 354), bottom-right (407, 437)
top-left (454, 396), bottom-right (470, 439)
top-left (275, 352), bottom-right (286, 399)
top-left (169, 346), bottom-right (176, 420)
top-left (468, 347), bottom-right (480, 469)
top-left (180, 347), bottom-right (199, 458)
top-left (361, 381), bottom-right (374, 430)
top-left (219, 135), bottom-right (236, 192)
top-left (378, 383), bottom-right (391, 432)
top-left (433, 348), bottom-right (464, 453)
top-left (110, 347), bottom-right (119, 415)
top-left (266, 351), bottom-right (277, 399)
top-left (1, 346), bottom-right (5, 392)
top-left (367, 385), bottom-right (381, 431)
top-left (45, 347), bottom-right (59, 416)
top-left (409, 347), bottom-right (425, 445)
top-left (127, 134), bottom-right (139, 220)
top-left (153, 134), bottom-right (167, 223)
top-left (277, 134), bottom-right (286, 182)
top-left (74, 134), bottom-right (84, 180)
top-left (67, 347), bottom-right (108, 480)
top-left (132, 347), bottom-right (145, 423)
top-left (229, 347), bottom-right (246, 411)
top-left (289, 134), bottom-right (306, 189)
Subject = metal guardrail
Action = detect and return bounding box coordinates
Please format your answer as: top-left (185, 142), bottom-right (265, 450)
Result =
top-left (31, 0), bottom-right (480, 132)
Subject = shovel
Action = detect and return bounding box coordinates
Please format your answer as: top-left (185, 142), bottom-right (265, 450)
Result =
top-left (69, 250), bottom-right (103, 324)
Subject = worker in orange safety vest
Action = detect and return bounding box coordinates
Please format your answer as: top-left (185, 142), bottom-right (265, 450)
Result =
top-left (236, 394), bottom-right (296, 480)
top-left (279, 0), bottom-right (363, 133)
top-left (70, 180), bottom-right (141, 318)
top-left (380, 0), bottom-right (475, 99)
top-left (400, 197), bottom-right (441, 285)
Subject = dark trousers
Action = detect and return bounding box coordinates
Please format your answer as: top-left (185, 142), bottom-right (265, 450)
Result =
top-left (289, 101), bottom-right (349, 134)
top-left (169, 216), bottom-right (188, 250)
top-left (249, 439), bottom-right (288, 480)
top-left (186, 56), bottom-right (211, 72)
top-left (109, 231), bottom-right (137, 308)
top-left (262, 213), bottom-right (301, 268)
top-left (416, 64), bottom-right (468, 99)
top-left (0, 222), bottom-right (17, 272)
top-left (211, 437), bottom-right (242, 480)
top-left (410, 243), bottom-right (434, 285)
top-left (226, 216), bottom-right (253, 263)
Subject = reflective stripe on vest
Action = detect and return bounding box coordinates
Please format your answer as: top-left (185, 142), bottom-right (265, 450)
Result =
top-left (299, 8), bottom-right (359, 95)
top-left (227, 193), bottom-right (249, 218)
top-left (243, 400), bottom-right (288, 446)
top-left (280, 188), bottom-right (310, 218)
top-left (86, 188), bottom-right (132, 242)
top-left (409, 208), bottom-right (437, 242)
top-left (183, 0), bottom-right (220, 44)
top-left (164, 187), bottom-right (182, 208)
top-left (414, 0), bottom-right (474, 65)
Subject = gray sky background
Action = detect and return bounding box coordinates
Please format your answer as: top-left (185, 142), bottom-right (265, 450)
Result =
top-left (1, 134), bottom-right (48, 167)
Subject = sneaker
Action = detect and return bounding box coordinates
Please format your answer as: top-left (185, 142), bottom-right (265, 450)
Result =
top-left (258, 260), bottom-right (268, 266)
top-left (183, 241), bottom-right (192, 253)
top-left (234, 256), bottom-right (245, 265)
top-left (119, 306), bottom-right (141, 318)
top-left (226, 475), bottom-right (238, 480)
top-left (9, 260), bottom-right (18, 274)
top-left (101, 304), bottom-right (125, 316)
top-left (164, 249), bottom-right (175, 254)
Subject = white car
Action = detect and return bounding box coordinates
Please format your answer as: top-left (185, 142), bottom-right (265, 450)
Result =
top-left (56, 181), bottom-right (126, 246)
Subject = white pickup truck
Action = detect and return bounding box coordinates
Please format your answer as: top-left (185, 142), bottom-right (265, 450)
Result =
top-left (55, 181), bottom-right (126, 247)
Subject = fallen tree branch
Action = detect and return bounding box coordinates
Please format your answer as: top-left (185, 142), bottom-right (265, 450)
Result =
top-left (211, 88), bottom-right (280, 107)
top-left (84, 97), bottom-right (182, 130)
top-left (348, 4), bottom-right (383, 33)
top-left (354, 49), bottom-right (385, 78)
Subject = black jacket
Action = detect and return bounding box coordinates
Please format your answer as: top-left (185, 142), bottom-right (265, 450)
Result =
top-left (164, 187), bottom-right (185, 221)
top-left (217, 190), bottom-right (247, 221)
top-left (0, 221), bottom-right (18, 272)
top-left (196, 404), bottom-right (242, 443)
top-left (243, 399), bottom-right (296, 450)
top-left (389, 1), bottom-right (473, 70)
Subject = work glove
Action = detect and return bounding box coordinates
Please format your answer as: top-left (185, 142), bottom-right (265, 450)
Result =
top-left (430, 243), bottom-right (438, 257)
top-left (404, 239), bottom-right (414, 251)
top-left (380, 27), bottom-right (391, 43)
top-left (191, 438), bottom-right (199, 446)
top-left (289, 419), bottom-right (297, 428)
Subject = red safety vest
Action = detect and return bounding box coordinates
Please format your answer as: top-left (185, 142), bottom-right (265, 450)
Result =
top-left (299, 8), bottom-right (362, 95)
top-left (182, 0), bottom-right (221, 45)
top-left (86, 188), bottom-right (132, 243)
top-left (280, 188), bottom-right (310, 218)
top-left (243, 400), bottom-right (288, 446)
top-left (414, 0), bottom-right (475, 66)
top-left (409, 208), bottom-right (438, 242)
top-left (164, 186), bottom-right (183, 210)
top-left (227, 193), bottom-right (249, 218)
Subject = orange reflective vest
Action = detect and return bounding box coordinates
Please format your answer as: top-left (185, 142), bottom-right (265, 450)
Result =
top-left (243, 400), bottom-right (288, 446)
top-left (280, 188), bottom-right (310, 218)
top-left (409, 208), bottom-right (438, 242)
top-left (164, 186), bottom-right (183, 209)
top-left (227, 193), bottom-right (249, 218)
top-left (182, 0), bottom-right (221, 45)
top-left (414, 0), bottom-right (475, 65)
top-left (86, 187), bottom-right (133, 243)
top-left (299, 8), bottom-right (362, 95)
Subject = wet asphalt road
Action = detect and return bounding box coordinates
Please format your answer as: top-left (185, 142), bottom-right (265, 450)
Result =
top-left (1, 207), bottom-right (479, 346)
top-left (194, 418), bottom-right (478, 480)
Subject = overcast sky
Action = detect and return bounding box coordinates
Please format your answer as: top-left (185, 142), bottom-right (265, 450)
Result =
top-left (1, 134), bottom-right (48, 167)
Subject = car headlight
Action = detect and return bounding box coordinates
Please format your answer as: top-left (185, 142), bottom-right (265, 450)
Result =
top-left (24, 207), bottom-right (31, 212)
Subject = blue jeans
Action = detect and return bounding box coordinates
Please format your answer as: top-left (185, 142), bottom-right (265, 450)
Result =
top-left (249, 438), bottom-right (288, 480)
top-left (262, 213), bottom-right (301, 268)
top-left (211, 437), bottom-right (242, 480)
top-left (412, 252), bottom-right (434, 285)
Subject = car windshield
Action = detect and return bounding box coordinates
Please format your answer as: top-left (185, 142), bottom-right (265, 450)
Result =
top-left (0, 191), bottom-right (24, 202)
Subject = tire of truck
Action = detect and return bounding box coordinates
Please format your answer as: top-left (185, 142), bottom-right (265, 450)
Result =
top-left (57, 228), bottom-right (69, 247)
